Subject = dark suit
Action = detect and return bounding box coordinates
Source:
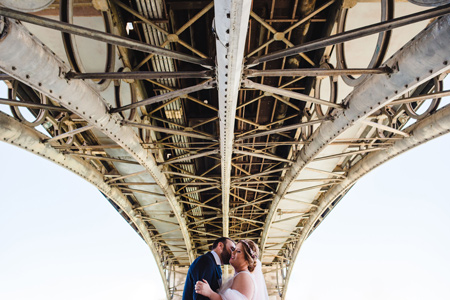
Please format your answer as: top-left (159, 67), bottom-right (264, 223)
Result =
top-left (182, 252), bottom-right (222, 300)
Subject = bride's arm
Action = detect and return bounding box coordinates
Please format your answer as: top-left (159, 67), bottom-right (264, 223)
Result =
top-left (196, 274), bottom-right (254, 300)
top-left (231, 273), bottom-right (254, 300)
top-left (195, 279), bottom-right (223, 300)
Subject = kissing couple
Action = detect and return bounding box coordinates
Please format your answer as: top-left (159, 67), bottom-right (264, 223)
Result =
top-left (182, 237), bottom-right (269, 300)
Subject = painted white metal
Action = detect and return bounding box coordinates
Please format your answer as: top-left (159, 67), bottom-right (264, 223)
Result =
top-left (0, 19), bottom-right (194, 297)
top-left (260, 14), bottom-right (450, 298)
top-left (214, 0), bottom-right (252, 237)
top-left (0, 111), bottom-right (173, 297)
top-left (283, 101), bottom-right (450, 299)
top-left (0, 0), bottom-right (54, 12)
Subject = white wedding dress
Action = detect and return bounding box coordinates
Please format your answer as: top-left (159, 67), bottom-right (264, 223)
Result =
top-left (218, 260), bottom-right (269, 300)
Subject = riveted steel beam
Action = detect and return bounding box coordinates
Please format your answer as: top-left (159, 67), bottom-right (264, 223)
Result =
top-left (0, 7), bottom-right (213, 67)
top-left (0, 19), bottom-right (194, 300)
top-left (111, 81), bottom-right (215, 113)
top-left (0, 111), bottom-right (172, 298)
top-left (247, 4), bottom-right (450, 66)
top-left (283, 102), bottom-right (450, 300)
top-left (123, 121), bottom-right (217, 141)
top-left (66, 70), bottom-right (214, 80)
top-left (215, 0), bottom-right (252, 238)
top-left (242, 79), bottom-right (343, 109)
top-left (244, 67), bottom-right (390, 77)
top-left (235, 118), bottom-right (326, 141)
top-left (260, 15), bottom-right (450, 274)
top-left (161, 149), bottom-right (219, 165)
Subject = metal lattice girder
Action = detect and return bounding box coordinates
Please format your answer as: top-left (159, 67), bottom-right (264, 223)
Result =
top-left (215, 0), bottom-right (252, 237)
top-left (0, 18), bottom-right (194, 299)
top-left (283, 101), bottom-right (450, 299)
top-left (261, 15), bottom-right (450, 298)
top-left (0, 111), bottom-right (173, 296)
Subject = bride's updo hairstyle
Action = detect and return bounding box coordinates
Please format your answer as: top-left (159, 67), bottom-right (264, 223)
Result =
top-left (239, 239), bottom-right (259, 272)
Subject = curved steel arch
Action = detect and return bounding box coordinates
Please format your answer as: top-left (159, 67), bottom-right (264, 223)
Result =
top-left (282, 101), bottom-right (450, 299)
top-left (0, 111), bottom-right (175, 298)
top-left (261, 14), bottom-right (450, 254)
top-left (0, 18), bottom-right (194, 296)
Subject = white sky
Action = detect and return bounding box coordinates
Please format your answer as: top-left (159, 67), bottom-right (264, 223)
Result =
top-left (1, 88), bottom-right (450, 299)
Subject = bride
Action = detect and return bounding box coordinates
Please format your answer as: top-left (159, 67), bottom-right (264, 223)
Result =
top-left (195, 239), bottom-right (269, 300)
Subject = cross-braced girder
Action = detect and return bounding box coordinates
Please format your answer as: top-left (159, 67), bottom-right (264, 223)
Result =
top-left (1, 0), bottom-right (450, 299)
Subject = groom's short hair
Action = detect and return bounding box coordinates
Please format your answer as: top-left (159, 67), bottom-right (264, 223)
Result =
top-left (211, 237), bottom-right (232, 250)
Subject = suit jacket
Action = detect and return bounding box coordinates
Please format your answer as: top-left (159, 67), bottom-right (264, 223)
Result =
top-left (182, 252), bottom-right (222, 300)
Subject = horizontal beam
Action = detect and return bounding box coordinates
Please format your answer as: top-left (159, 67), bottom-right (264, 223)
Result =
top-left (122, 121), bottom-right (217, 141)
top-left (247, 4), bottom-right (450, 66)
top-left (243, 79), bottom-right (342, 108)
top-left (244, 67), bottom-right (390, 77)
top-left (163, 171), bottom-right (219, 182)
top-left (47, 125), bottom-right (94, 143)
top-left (0, 7), bottom-right (213, 67)
top-left (111, 80), bottom-right (215, 113)
top-left (63, 152), bottom-right (141, 165)
top-left (390, 89), bottom-right (450, 105)
top-left (161, 149), bottom-right (219, 165)
top-left (0, 98), bottom-right (69, 111)
top-left (313, 147), bottom-right (386, 161)
top-left (66, 70), bottom-right (214, 80)
top-left (233, 149), bottom-right (292, 163)
top-left (360, 120), bottom-right (410, 137)
top-left (232, 168), bottom-right (289, 182)
top-left (235, 118), bottom-right (326, 141)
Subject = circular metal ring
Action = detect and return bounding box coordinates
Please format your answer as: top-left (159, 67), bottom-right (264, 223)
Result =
top-left (0, 0), bottom-right (54, 12)
top-left (140, 116), bottom-right (152, 144)
top-left (404, 77), bottom-right (442, 120)
top-left (314, 62), bottom-right (338, 118)
top-left (300, 110), bottom-right (314, 142)
top-left (376, 111), bottom-right (396, 139)
top-left (50, 112), bottom-right (75, 146)
top-left (336, 0), bottom-right (393, 87)
top-left (8, 81), bottom-right (48, 127)
top-left (60, 0), bottom-right (115, 92)
top-left (114, 67), bottom-right (137, 121)
top-left (407, 0), bottom-right (450, 7)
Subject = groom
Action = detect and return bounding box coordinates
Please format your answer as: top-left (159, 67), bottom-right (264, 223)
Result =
top-left (182, 237), bottom-right (236, 300)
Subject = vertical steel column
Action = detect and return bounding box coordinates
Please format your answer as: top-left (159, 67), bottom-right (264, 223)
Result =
top-left (214, 0), bottom-right (252, 238)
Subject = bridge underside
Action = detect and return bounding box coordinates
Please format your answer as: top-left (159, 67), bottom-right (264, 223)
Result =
top-left (1, 0), bottom-right (450, 299)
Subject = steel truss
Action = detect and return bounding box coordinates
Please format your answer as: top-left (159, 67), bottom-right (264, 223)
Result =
top-left (1, 1), bottom-right (450, 299)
